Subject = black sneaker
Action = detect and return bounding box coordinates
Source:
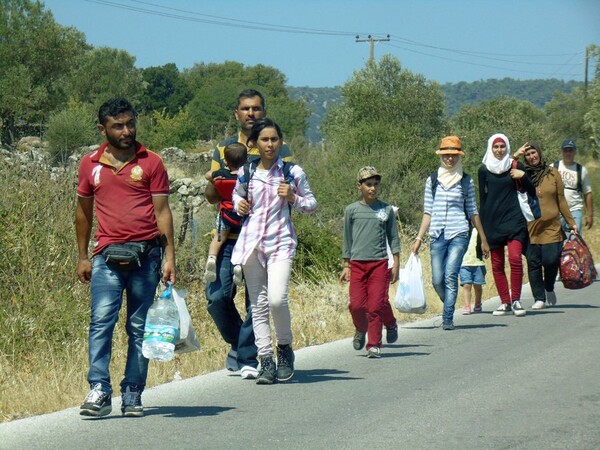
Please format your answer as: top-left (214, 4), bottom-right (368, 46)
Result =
top-left (352, 330), bottom-right (366, 350)
top-left (121, 385), bottom-right (143, 417)
top-left (80, 383), bottom-right (112, 417)
top-left (256, 355), bottom-right (277, 385)
top-left (442, 322), bottom-right (455, 330)
top-left (386, 326), bottom-right (398, 343)
top-left (276, 344), bottom-right (295, 382)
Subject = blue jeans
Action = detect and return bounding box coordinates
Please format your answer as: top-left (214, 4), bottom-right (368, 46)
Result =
top-left (430, 230), bottom-right (469, 324)
top-left (205, 239), bottom-right (258, 369)
top-left (88, 245), bottom-right (162, 394)
top-left (561, 209), bottom-right (582, 236)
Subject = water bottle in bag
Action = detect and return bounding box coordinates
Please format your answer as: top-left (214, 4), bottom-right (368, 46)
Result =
top-left (142, 283), bottom-right (179, 361)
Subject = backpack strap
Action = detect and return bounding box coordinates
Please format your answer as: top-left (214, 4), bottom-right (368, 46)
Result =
top-left (576, 163), bottom-right (582, 193)
top-left (430, 170), bottom-right (470, 219)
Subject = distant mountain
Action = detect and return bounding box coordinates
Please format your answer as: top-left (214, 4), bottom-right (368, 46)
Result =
top-left (290, 79), bottom-right (582, 141)
top-left (288, 86), bottom-right (343, 142)
top-left (440, 78), bottom-right (582, 116)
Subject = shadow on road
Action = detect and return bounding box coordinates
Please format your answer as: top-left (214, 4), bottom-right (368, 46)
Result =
top-left (555, 304), bottom-right (599, 309)
top-left (291, 368), bottom-right (362, 384)
top-left (144, 405), bottom-right (235, 418)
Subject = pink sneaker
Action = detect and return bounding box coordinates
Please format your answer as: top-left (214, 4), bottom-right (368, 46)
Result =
top-left (462, 305), bottom-right (471, 315)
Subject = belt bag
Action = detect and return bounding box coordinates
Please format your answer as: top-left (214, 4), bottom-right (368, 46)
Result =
top-left (102, 241), bottom-right (152, 271)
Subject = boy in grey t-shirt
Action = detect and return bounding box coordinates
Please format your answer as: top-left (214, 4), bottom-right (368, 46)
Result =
top-left (339, 167), bottom-right (400, 358)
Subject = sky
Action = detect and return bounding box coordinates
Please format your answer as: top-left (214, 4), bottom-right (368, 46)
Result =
top-left (42, 0), bottom-right (600, 88)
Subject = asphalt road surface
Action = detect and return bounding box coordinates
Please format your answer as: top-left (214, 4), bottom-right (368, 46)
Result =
top-left (1, 278), bottom-right (599, 449)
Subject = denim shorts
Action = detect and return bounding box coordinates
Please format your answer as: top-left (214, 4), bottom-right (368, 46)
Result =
top-left (459, 265), bottom-right (486, 286)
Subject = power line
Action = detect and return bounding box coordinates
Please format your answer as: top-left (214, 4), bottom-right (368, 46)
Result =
top-left (382, 42), bottom-right (580, 77)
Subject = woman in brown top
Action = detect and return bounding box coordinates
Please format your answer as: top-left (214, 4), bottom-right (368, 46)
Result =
top-left (513, 141), bottom-right (578, 309)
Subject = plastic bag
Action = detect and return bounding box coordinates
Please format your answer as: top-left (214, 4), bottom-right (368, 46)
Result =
top-left (394, 253), bottom-right (427, 314)
top-left (172, 287), bottom-right (201, 354)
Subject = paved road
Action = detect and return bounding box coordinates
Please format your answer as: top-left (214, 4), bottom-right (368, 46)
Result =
top-left (1, 279), bottom-right (599, 450)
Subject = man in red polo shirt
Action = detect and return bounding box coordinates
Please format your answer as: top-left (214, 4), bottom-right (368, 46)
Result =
top-left (76, 97), bottom-right (175, 418)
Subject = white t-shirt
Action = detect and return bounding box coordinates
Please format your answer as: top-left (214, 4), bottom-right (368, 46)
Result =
top-left (554, 161), bottom-right (592, 211)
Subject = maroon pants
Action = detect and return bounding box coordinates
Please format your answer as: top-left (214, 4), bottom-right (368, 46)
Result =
top-left (348, 260), bottom-right (395, 349)
top-left (490, 239), bottom-right (524, 304)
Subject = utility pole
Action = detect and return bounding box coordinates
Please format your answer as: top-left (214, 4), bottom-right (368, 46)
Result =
top-left (355, 34), bottom-right (390, 63)
top-left (584, 45), bottom-right (589, 98)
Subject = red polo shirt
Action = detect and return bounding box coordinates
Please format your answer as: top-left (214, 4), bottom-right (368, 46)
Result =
top-left (77, 141), bottom-right (170, 254)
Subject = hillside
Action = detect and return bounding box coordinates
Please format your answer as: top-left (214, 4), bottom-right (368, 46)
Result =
top-left (290, 78), bottom-right (582, 141)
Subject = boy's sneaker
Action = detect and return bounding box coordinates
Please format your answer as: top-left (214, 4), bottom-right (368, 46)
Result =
top-left (121, 385), bottom-right (143, 417)
top-left (366, 347), bottom-right (381, 358)
top-left (442, 322), bottom-right (455, 330)
top-left (233, 265), bottom-right (244, 287)
top-left (546, 290), bottom-right (557, 306)
top-left (512, 301), bottom-right (526, 317)
top-left (492, 303), bottom-right (511, 316)
top-left (240, 365), bottom-right (258, 380)
top-left (80, 383), bottom-right (112, 417)
top-left (386, 326), bottom-right (398, 344)
top-left (276, 344), bottom-right (295, 382)
top-left (225, 349), bottom-right (239, 371)
top-left (474, 303), bottom-right (483, 313)
top-left (204, 256), bottom-right (217, 283)
top-left (532, 300), bottom-right (546, 310)
top-left (352, 331), bottom-right (366, 350)
top-left (256, 355), bottom-right (277, 385)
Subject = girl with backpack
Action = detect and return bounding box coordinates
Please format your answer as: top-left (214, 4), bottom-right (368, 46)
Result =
top-left (412, 136), bottom-right (489, 330)
top-left (231, 118), bottom-right (317, 385)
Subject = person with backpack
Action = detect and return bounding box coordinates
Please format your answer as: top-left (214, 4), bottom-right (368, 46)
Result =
top-left (203, 90), bottom-right (292, 380)
top-left (553, 139), bottom-right (593, 235)
top-left (412, 136), bottom-right (489, 330)
top-left (232, 118), bottom-right (317, 384)
top-left (513, 141), bottom-right (577, 308)
top-left (204, 142), bottom-right (247, 285)
top-left (479, 133), bottom-right (534, 318)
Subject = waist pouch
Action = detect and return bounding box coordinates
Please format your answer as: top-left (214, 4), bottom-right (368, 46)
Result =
top-left (102, 239), bottom-right (159, 271)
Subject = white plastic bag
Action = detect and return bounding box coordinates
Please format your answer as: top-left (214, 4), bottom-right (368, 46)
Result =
top-left (394, 253), bottom-right (427, 314)
top-left (172, 287), bottom-right (201, 354)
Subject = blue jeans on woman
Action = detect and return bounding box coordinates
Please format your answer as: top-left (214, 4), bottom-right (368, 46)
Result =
top-left (205, 238), bottom-right (258, 369)
top-left (88, 245), bottom-right (162, 395)
top-left (430, 230), bottom-right (469, 325)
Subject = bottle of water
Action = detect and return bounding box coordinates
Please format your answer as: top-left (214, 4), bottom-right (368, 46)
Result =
top-left (142, 283), bottom-right (179, 362)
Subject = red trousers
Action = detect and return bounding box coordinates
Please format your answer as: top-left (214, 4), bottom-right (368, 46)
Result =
top-left (348, 259), bottom-right (396, 349)
top-left (490, 239), bottom-right (524, 304)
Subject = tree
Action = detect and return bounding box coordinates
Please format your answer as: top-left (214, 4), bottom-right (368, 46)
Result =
top-left (0, 0), bottom-right (89, 143)
top-left (317, 54), bottom-right (446, 224)
top-left (139, 63), bottom-right (192, 116)
top-left (183, 61), bottom-right (309, 140)
top-left (61, 47), bottom-right (144, 109)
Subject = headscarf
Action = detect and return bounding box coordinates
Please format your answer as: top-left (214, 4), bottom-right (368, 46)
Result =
top-left (524, 141), bottom-right (552, 187)
top-left (437, 156), bottom-right (463, 190)
top-left (482, 133), bottom-right (512, 174)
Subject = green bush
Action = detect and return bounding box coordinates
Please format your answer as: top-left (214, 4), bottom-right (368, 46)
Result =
top-left (45, 102), bottom-right (97, 165)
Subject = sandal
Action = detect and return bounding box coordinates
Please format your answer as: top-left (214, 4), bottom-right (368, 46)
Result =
top-left (462, 305), bottom-right (471, 315)
top-left (474, 304), bottom-right (482, 313)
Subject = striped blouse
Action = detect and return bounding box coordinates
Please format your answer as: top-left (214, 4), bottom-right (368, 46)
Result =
top-left (231, 158), bottom-right (317, 266)
top-left (423, 175), bottom-right (478, 240)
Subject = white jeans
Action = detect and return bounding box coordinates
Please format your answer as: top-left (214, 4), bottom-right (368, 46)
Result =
top-left (243, 250), bottom-right (293, 357)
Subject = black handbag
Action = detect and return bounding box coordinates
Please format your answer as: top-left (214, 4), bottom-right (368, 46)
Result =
top-left (102, 241), bottom-right (151, 271)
